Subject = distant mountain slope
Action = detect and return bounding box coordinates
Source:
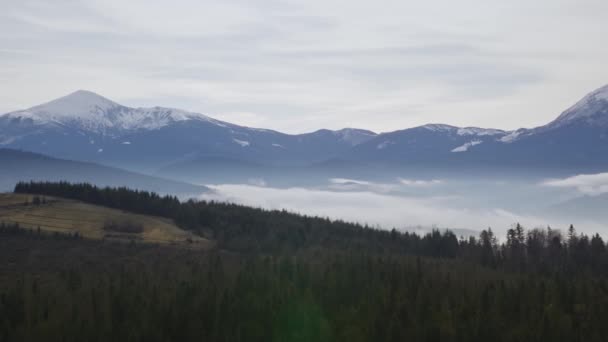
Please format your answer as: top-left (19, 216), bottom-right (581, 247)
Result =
top-left (0, 90), bottom-right (377, 171)
top-left (2, 84), bottom-right (608, 180)
top-left (345, 124), bottom-right (508, 164)
top-left (492, 84), bottom-right (608, 169)
top-left (0, 149), bottom-right (207, 195)
top-left (346, 84), bottom-right (608, 174)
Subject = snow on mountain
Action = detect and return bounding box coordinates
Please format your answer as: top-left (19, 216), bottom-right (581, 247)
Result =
top-left (457, 127), bottom-right (505, 136)
top-left (547, 84), bottom-right (608, 128)
top-left (18, 90), bottom-right (120, 122)
top-left (233, 139), bottom-right (250, 147)
top-left (451, 140), bottom-right (482, 152)
top-left (376, 141), bottom-right (394, 150)
top-left (422, 124), bottom-right (506, 137)
top-left (495, 84), bottom-right (608, 143)
top-left (0, 90), bottom-right (220, 136)
top-left (4, 84), bottom-right (608, 176)
top-left (1, 91), bottom-right (377, 145)
top-left (332, 128), bottom-right (377, 146)
top-left (499, 129), bottom-right (525, 143)
top-left (0, 90), bottom-right (382, 171)
top-left (558, 84), bottom-right (608, 118)
top-left (421, 124), bottom-right (455, 132)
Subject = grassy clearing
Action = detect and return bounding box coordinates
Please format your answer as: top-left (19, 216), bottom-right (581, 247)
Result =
top-left (0, 193), bottom-right (212, 248)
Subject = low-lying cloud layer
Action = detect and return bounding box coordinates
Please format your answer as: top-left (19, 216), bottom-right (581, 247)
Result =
top-left (199, 181), bottom-right (604, 236)
top-left (398, 178), bottom-right (443, 187)
top-left (328, 178), bottom-right (397, 193)
top-left (542, 172), bottom-right (608, 196)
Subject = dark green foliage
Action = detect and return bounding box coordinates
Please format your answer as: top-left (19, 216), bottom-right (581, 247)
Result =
top-left (13, 181), bottom-right (608, 275)
top-left (13, 181), bottom-right (466, 256)
top-left (3, 181), bottom-right (608, 341)
top-left (0, 233), bottom-right (607, 342)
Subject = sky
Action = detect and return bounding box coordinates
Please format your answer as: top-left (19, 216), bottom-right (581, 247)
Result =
top-left (1, 0), bottom-right (607, 134)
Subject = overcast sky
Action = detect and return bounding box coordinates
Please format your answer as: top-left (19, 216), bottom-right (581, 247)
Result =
top-left (1, 0), bottom-right (607, 133)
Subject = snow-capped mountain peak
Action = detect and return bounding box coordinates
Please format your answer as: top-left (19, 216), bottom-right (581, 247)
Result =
top-left (30, 90), bottom-right (121, 117)
top-left (549, 84), bottom-right (608, 128)
top-left (332, 128), bottom-right (377, 146)
top-left (489, 84), bottom-right (608, 144)
top-left (567, 84), bottom-right (608, 111)
top-left (2, 90), bottom-right (121, 125)
top-left (0, 90), bottom-right (220, 135)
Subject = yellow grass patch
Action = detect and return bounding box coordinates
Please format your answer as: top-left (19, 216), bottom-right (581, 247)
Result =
top-left (0, 193), bottom-right (212, 249)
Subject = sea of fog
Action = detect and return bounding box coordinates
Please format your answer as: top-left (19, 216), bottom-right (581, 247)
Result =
top-left (199, 174), bottom-right (608, 238)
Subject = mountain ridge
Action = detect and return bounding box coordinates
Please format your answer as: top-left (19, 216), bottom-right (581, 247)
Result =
top-left (1, 90), bottom-right (377, 138)
top-left (3, 90), bottom-right (225, 135)
top-left (0, 148), bottom-right (207, 194)
top-left (4, 84), bottom-right (608, 140)
top-left (0, 91), bottom-right (380, 171)
top-left (1, 84), bottom-right (608, 181)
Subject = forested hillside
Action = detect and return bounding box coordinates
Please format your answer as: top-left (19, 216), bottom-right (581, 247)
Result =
top-left (1, 181), bottom-right (607, 341)
top-left (13, 181), bottom-right (608, 274)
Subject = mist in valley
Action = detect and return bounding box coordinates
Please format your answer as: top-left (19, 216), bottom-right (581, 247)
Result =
top-left (198, 173), bottom-right (608, 238)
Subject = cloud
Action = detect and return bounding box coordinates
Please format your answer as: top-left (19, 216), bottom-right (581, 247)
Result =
top-left (327, 177), bottom-right (444, 193)
top-left (199, 183), bottom-right (588, 234)
top-left (247, 178), bottom-right (267, 187)
top-left (2, 0), bottom-right (607, 132)
top-left (542, 173), bottom-right (608, 196)
top-left (398, 178), bottom-right (443, 187)
top-left (329, 178), bottom-right (372, 185)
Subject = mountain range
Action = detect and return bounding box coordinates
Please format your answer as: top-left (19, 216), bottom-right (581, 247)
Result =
top-left (1, 85), bottom-right (608, 184)
top-left (0, 149), bottom-right (207, 194)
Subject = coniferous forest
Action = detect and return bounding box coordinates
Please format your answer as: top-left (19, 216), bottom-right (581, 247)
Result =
top-left (1, 181), bottom-right (608, 341)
